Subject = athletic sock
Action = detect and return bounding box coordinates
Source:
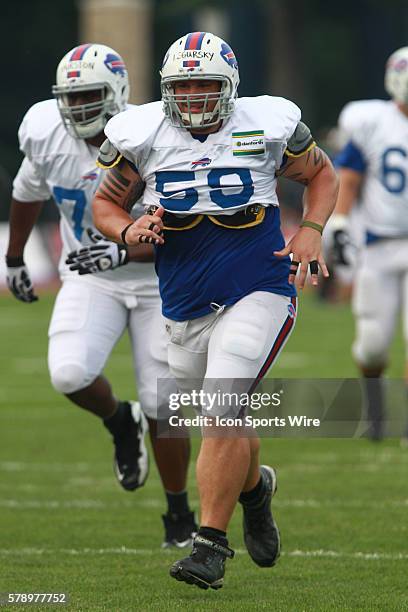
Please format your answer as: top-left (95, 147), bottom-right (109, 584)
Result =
top-left (165, 490), bottom-right (190, 515)
top-left (103, 401), bottom-right (126, 435)
top-left (363, 376), bottom-right (384, 439)
top-left (239, 472), bottom-right (266, 506)
top-left (198, 526), bottom-right (227, 543)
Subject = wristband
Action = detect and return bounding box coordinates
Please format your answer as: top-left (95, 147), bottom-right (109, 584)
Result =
top-left (120, 223), bottom-right (134, 245)
top-left (6, 255), bottom-right (25, 267)
top-left (300, 220), bottom-right (323, 235)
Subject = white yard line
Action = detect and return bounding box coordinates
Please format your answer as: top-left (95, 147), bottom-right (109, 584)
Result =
top-left (0, 547), bottom-right (406, 561)
top-left (0, 461), bottom-right (93, 472)
top-left (2, 459), bottom-right (407, 476)
top-left (0, 498), bottom-right (407, 510)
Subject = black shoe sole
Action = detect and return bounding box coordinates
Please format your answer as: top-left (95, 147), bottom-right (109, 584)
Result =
top-left (170, 563), bottom-right (223, 590)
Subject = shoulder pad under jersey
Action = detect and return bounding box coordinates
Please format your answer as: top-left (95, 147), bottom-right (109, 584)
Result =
top-left (96, 139), bottom-right (122, 169)
top-left (104, 101), bottom-right (165, 163)
top-left (338, 99), bottom-right (388, 138)
top-left (18, 99), bottom-right (61, 160)
top-left (286, 121), bottom-right (315, 157)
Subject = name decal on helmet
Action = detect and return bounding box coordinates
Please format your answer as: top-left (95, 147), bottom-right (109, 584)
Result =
top-left (63, 60), bottom-right (95, 79)
top-left (104, 54), bottom-right (126, 76)
top-left (175, 50), bottom-right (214, 61)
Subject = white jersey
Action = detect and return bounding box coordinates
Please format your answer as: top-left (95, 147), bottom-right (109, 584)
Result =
top-left (12, 99), bottom-right (158, 295)
top-left (105, 96), bottom-right (301, 215)
top-left (339, 99), bottom-right (408, 237)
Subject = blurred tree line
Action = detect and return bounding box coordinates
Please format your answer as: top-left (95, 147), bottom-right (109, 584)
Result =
top-left (0, 0), bottom-right (407, 219)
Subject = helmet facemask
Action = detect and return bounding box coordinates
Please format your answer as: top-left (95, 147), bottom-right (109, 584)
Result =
top-left (53, 82), bottom-right (118, 139)
top-left (161, 75), bottom-right (235, 129)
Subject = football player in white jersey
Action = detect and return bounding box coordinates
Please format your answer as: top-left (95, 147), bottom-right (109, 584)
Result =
top-left (332, 46), bottom-right (408, 441)
top-left (5, 43), bottom-right (197, 548)
top-left (92, 32), bottom-right (338, 589)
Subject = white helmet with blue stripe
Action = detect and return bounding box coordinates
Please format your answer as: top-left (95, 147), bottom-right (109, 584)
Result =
top-left (160, 32), bottom-right (240, 129)
top-left (385, 46), bottom-right (408, 105)
top-left (53, 43), bottom-right (129, 139)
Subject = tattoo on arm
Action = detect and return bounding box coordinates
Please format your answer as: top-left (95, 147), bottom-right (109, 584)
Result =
top-left (97, 162), bottom-right (145, 213)
top-left (276, 146), bottom-right (328, 186)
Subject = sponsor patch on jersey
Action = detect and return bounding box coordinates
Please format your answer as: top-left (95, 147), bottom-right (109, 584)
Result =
top-left (232, 130), bottom-right (265, 156)
top-left (191, 157), bottom-right (211, 169)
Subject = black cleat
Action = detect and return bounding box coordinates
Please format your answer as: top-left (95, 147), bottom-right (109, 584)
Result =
top-left (162, 511), bottom-right (198, 549)
top-left (106, 401), bottom-right (149, 491)
top-left (170, 535), bottom-right (234, 590)
top-left (241, 465), bottom-right (280, 567)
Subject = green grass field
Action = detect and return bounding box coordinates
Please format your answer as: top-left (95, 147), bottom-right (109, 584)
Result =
top-left (0, 291), bottom-right (407, 611)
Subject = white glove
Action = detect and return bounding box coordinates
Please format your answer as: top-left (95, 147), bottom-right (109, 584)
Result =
top-left (65, 228), bottom-right (129, 275)
top-left (6, 256), bottom-right (38, 303)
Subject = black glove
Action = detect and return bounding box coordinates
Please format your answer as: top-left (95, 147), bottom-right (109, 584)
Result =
top-left (65, 229), bottom-right (129, 275)
top-left (6, 256), bottom-right (38, 303)
top-left (332, 228), bottom-right (352, 266)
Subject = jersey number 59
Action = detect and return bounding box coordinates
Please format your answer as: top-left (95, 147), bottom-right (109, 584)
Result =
top-left (155, 168), bottom-right (254, 211)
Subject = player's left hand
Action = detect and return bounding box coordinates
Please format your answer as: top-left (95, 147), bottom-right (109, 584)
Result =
top-left (274, 226), bottom-right (329, 289)
top-left (66, 228), bottom-right (129, 275)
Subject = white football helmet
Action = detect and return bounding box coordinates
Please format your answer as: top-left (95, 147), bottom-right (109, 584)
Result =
top-left (160, 32), bottom-right (240, 129)
top-left (52, 43), bottom-right (129, 139)
top-left (385, 46), bottom-right (408, 105)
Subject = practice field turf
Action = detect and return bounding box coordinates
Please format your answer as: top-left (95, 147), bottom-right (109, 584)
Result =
top-left (0, 291), bottom-right (407, 611)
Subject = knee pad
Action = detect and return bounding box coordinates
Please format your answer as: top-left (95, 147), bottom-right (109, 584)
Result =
top-left (50, 363), bottom-right (89, 395)
top-left (352, 320), bottom-right (388, 368)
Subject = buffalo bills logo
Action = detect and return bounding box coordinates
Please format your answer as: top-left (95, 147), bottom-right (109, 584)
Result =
top-left (191, 157), bottom-right (211, 169)
top-left (287, 303), bottom-right (296, 319)
top-left (82, 172), bottom-right (98, 181)
top-left (104, 53), bottom-right (126, 76)
top-left (392, 58), bottom-right (408, 72)
top-left (220, 43), bottom-right (238, 69)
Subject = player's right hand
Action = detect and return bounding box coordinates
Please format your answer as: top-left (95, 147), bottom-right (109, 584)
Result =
top-left (6, 257), bottom-right (38, 303)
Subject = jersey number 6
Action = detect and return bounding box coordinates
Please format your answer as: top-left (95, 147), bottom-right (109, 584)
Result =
top-left (381, 147), bottom-right (407, 194)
